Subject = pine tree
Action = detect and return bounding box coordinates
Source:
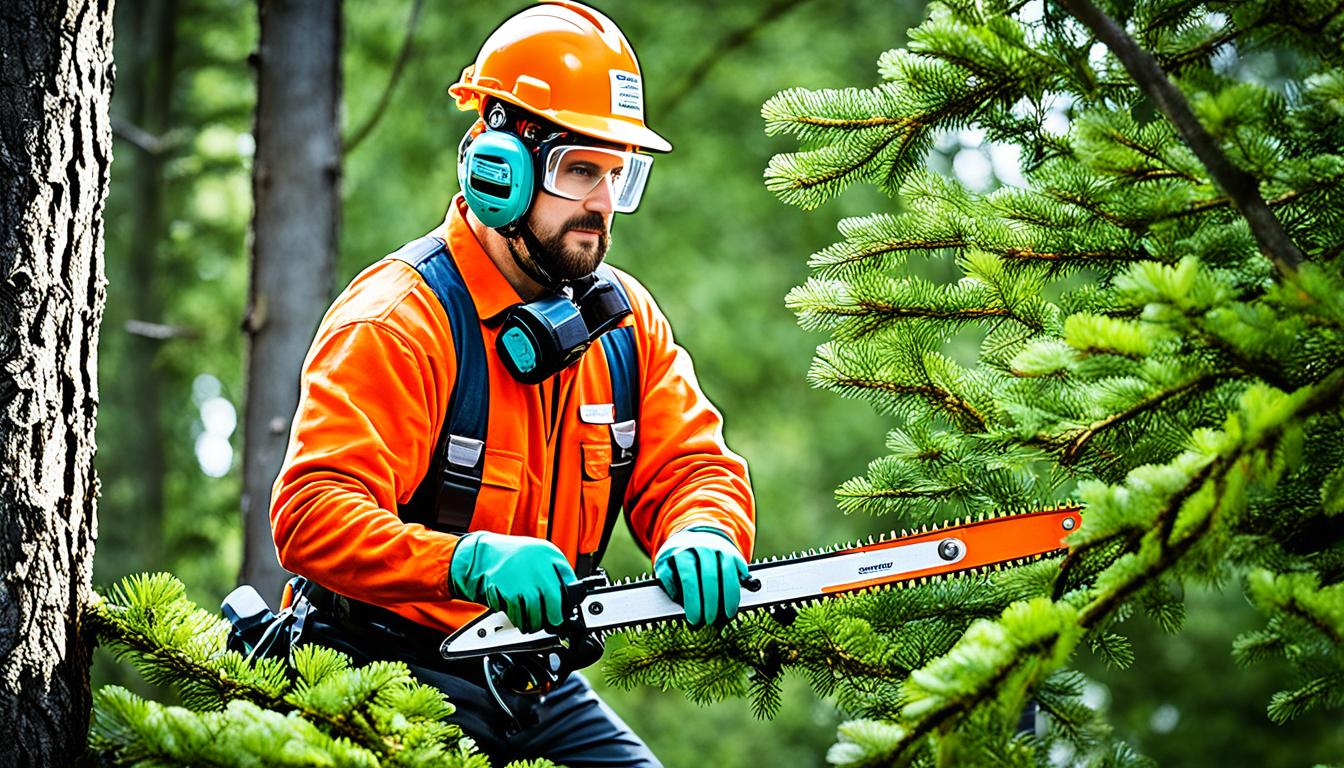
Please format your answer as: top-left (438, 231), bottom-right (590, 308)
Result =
top-left (606, 1), bottom-right (1344, 764)
top-left (87, 574), bottom-right (548, 767)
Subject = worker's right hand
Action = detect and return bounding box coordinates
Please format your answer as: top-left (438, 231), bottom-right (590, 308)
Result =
top-left (449, 531), bottom-right (578, 634)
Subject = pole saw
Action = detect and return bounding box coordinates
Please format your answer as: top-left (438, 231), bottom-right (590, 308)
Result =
top-left (430, 506), bottom-right (1080, 692)
top-left (223, 506), bottom-right (1080, 694)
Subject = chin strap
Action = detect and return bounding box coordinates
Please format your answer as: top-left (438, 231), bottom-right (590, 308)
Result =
top-left (501, 220), bottom-right (569, 291)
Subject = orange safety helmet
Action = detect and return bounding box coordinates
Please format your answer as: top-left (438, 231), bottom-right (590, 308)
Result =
top-left (449, 1), bottom-right (672, 153)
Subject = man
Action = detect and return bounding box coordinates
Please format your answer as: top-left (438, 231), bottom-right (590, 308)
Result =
top-left (269, 2), bottom-right (756, 765)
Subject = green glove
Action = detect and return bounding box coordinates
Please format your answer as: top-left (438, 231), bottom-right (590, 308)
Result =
top-left (654, 527), bottom-right (750, 628)
top-left (450, 532), bottom-right (577, 634)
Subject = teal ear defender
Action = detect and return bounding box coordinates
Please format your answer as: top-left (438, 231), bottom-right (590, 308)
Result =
top-left (458, 128), bottom-right (535, 229)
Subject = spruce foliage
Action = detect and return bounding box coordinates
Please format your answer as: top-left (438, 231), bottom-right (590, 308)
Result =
top-left (87, 573), bottom-right (541, 767)
top-left (610, 1), bottom-right (1344, 764)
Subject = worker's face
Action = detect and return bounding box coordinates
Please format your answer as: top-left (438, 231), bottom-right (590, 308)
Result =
top-left (513, 154), bottom-right (620, 282)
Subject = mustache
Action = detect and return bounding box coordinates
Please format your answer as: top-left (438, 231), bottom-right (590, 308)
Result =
top-left (563, 212), bottom-right (607, 234)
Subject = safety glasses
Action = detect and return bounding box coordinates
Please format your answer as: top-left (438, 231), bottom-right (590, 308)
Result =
top-left (541, 145), bottom-right (652, 213)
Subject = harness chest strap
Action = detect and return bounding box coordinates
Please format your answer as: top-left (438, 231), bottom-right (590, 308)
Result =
top-left (389, 234), bottom-right (640, 575)
top-left (391, 235), bottom-right (488, 533)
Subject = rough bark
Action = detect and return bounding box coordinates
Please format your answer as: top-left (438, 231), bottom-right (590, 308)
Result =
top-left (0, 0), bottom-right (114, 764)
top-left (241, 0), bottom-right (341, 600)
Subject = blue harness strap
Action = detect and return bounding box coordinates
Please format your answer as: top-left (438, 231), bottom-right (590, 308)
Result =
top-left (590, 267), bottom-right (640, 571)
top-left (390, 236), bottom-right (488, 532)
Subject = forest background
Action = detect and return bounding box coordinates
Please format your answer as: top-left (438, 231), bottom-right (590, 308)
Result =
top-left (94, 0), bottom-right (1341, 765)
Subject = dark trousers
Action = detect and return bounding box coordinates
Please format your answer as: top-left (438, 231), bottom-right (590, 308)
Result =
top-left (300, 614), bottom-right (661, 767)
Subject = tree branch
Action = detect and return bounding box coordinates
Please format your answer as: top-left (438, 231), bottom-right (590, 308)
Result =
top-left (1060, 372), bottom-right (1222, 466)
top-left (1076, 364), bottom-right (1344, 628)
top-left (125, 319), bottom-right (201, 341)
top-left (111, 116), bottom-right (171, 155)
top-left (344, 0), bottom-right (423, 155)
top-left (1056, 0), bottom-right (1307, 277)
top-left (658, 0), bottom-right (818, 120)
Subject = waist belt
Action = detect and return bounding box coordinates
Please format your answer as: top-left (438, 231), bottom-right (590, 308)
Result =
top-left (306, 584), bottom-right (488, 685)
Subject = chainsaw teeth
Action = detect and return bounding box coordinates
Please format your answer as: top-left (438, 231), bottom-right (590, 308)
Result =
top-left (606, 507), bottom-right (1079, 639)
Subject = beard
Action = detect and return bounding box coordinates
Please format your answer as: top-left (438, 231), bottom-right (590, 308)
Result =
top-left (510, 211), bottom-right (610, 285)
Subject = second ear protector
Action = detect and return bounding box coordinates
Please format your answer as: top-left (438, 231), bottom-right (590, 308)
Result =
top-left (496, 270), bottom-right (633, 385)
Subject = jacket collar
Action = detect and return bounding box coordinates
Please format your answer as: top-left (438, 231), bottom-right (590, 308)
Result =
top-left (439, 194), bottom-right (526, 322)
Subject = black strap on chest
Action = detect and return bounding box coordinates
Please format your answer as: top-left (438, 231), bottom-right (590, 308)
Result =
top-left (391, 236), bottom-right (489, 532)
top-left (579, 324), bottom-right (639, 575)
top-left (391, 236), bottom-right (640, 573)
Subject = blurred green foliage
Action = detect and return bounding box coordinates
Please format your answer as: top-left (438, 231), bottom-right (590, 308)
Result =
top-left (96, 1), bottom-right (1340, 765)
top-left (1080, 585), bottom-right (1344, 767)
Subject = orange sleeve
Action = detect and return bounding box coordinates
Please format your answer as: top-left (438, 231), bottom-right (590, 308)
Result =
top-left (617, 273), bottom-right (757, 560)
top-left (270, 281), bottom-right (459, 604)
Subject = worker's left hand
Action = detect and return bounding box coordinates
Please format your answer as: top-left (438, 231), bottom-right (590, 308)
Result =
top-left (654, 527), bottom-right (750, 628)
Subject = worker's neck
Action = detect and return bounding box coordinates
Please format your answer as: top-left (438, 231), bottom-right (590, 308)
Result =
top-left (465, 208), bottom-right (546, 300)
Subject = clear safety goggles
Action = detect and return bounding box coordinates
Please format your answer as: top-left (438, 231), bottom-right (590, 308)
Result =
top-left (541, 145), bottom-right (653, 213)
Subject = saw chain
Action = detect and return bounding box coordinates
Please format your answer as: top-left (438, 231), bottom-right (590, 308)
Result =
top-left (437, 505), bottom-right (1081, 664)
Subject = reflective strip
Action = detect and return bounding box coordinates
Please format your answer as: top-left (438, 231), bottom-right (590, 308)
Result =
top-left (580, 403), bottom-right (616, 424)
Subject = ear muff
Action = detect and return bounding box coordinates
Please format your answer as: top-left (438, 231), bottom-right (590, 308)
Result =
top-left (458, 129), bottom-right (535, 229)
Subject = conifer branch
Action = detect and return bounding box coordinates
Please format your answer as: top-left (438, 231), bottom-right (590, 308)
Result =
top-left (817, 238), bottom-right (969, 274)
top-left (1056, 0), bottom-right (1308, 276)
top-left (800, 127), bottom-right (911, 193)
top-left (1079, 466), bottom-right (1225, 630)
top-left (1092, 127), bottom-right (1201, 184)
top-left (722, 3), bottom-right (1344, 757)
top-left (1058, 372), bottom-right (1222, 465)
top-left (89, 601), bottom-right (287, 711)
top-left (1052, 533), bottom-right (1143, 601)
top-left (1077, 365), bottom-right (1344, 629)
top-left (893, 633), bottom-right (1058, 758)
top-left (837, 485), bottom-right (957, 501)
top-left (1155, 24), bottom-right (1240, 75)
top-left (1193, 321), bottom-right (1294, 392)
top-left (1280, 595), bottom-right (1344, 647)
top-left (991, 246), bottom-right (1135, 264)
top-left (858, 302), bottom-right (1014, 322)
top-left (1154, 455), bottom-right (1218, 550)
top-left (1149, 173), bottom-right (1344, 226)
top-left (1045, 188), bottom-right (1135, 228)
top-left (790, 115), bottom-right (919, 130)
top-left (831, 376), bottom-right (988, 431)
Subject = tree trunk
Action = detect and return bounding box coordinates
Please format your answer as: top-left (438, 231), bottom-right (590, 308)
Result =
top-left (241, 0), bottom-right (341, 601)
top-left (0, 0), bottom-right (114, 764)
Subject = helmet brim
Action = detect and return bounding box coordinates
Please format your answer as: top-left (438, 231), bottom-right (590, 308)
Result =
top-left (451, 85), bottom-right (673, 153)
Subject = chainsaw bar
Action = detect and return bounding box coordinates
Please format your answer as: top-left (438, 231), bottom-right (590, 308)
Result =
top-left (438, 505), bottom-right (1081, 661)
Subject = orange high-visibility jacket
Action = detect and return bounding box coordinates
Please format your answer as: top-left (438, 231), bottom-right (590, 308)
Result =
top-left (270, 195), bottom-right (756, 634)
